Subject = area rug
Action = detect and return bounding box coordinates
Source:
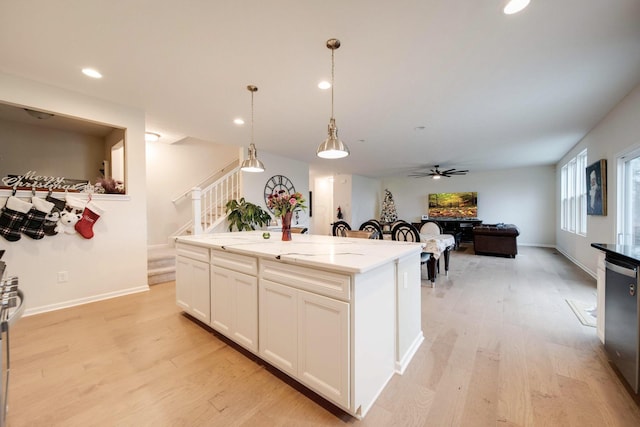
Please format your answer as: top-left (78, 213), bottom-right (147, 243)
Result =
top-left (566, 299), bottom-right (597, 327)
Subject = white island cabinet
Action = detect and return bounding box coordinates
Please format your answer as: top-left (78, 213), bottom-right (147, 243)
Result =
top-left (175, 243), bottom-right (210, 324)
top-left (175, 231), bottom-right (424, 419)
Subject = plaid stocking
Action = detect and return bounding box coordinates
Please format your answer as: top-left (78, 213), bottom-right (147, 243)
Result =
top-left (20, 197), bottom-right (55, 240)
top-left (0, 197), bottom-right (33, 242)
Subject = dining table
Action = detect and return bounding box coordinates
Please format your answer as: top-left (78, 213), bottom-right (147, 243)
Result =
top-left (383, 232), bottom-right (455, 284)
top-left (420, 233), bottom-right (456, 284)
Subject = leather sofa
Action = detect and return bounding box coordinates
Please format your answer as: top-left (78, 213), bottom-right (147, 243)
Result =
top-left (472, 224), bottom-right (519, 258)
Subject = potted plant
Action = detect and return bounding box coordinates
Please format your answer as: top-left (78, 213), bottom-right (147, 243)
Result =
top-left (225, 197), bottom-right (272, 232)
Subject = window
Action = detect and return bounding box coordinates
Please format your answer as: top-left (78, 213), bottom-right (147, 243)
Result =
top-left (617, 147), bottom-right (640, 245)
top-left (561, 149), bottom-right (587, 235)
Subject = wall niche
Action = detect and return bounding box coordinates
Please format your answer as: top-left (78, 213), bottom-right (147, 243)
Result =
top-left (0, 102), bottom-right (126, 194)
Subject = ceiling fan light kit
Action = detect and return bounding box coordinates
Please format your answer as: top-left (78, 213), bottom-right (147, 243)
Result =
top-left (503, 0), bottom-right (531, 15)
top-left (240, 84), bottom-right (266, 173)
top-left (317, 38), bottom-right (350, 160)
top-left (409, 165), bottom-right (469, 179)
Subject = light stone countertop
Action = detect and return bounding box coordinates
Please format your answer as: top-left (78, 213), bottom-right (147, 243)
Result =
top-left (175, 231), bottom-right (424, 274)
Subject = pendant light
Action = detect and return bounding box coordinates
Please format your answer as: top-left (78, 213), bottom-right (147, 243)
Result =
top-left (240, 85), bottom-right (265, 172)
top-left (317, 38), bottom-right (350, 159)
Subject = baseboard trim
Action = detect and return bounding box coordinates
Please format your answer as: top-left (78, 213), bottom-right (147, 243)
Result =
top-left (554, 246), bottom-right (597, 279)
top-left (23, 285), bottom-right (150, 317)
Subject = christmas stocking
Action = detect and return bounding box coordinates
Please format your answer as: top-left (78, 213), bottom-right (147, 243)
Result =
top-left (20, 197), bottom-right (55, 240)
top-left (43, 195), bottom-right (66, 236)
top-left (0, 196), bottom-right (33, 242)
top-left (75, 200), bottom-right (104, 239)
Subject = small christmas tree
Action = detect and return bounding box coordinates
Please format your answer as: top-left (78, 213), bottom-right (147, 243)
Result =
top-left (380, 189), bottom-right (398, 223)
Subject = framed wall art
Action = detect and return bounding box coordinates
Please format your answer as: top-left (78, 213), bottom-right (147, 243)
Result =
top-left (586, 159), bottom-right (606, 216)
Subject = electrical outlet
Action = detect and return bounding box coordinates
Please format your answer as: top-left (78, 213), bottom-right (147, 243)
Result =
top-left (57, 271), bottom-right (68, 283)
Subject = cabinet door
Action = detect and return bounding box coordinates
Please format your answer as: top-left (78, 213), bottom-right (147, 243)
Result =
top-left (259, 279), bottom-right (298, 377)
top-left (211, 266), bottom-right (234, 335)
top-left (176, 255), bottom-right (210, 324)
top-left (176, 256), bottom-right (191, 312)
top-left (297, 289), bottom-right (350, 408)
top-left (211, 266), bottom-right (258, 353)
top-left (233, 271), bottom-right (258, 352)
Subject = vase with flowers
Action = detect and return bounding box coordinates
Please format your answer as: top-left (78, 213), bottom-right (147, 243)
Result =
top-left (266, 190), bottom-right (307, 241)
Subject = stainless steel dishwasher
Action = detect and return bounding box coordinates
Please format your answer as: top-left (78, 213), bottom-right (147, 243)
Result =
top-left (604, 256), bottom-right (639, 393)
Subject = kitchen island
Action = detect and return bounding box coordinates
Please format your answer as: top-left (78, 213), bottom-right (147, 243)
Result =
top-left (175, 231), bottom-right (425, 418)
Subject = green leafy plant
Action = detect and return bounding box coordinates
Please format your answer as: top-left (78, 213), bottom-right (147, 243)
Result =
top-left (225, 197), bottom-right (272, 232)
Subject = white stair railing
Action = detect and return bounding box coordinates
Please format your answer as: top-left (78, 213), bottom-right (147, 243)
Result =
top-left (173, 165), bottom-right (241, 237)
top-left (197, 166), bottom-right (241, 233)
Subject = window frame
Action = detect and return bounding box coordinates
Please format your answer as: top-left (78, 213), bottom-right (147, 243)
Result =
top-left (560, 149), bottom-right (587, 236)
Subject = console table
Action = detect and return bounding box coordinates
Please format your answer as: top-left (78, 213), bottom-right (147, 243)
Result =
top-left (414, 219), bottom-right (482, 243)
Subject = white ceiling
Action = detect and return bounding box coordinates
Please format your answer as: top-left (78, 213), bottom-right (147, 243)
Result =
top-left (1, 0), bottom-right (639, 178)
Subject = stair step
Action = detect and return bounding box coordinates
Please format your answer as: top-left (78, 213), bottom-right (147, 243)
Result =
top-left (148, 246), bottom-right (176, 286)
top-left (148, 271), bottom-right (175, 285)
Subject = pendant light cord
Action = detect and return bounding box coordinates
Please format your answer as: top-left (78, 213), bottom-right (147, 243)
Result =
top-left (331, 47), bottom-right (335, 120)
top-left (251, 89), bottom-right (255, 145)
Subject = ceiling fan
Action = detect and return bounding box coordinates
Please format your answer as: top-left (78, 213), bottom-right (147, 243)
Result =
top-left (409, 165), bottom-right (469, 179)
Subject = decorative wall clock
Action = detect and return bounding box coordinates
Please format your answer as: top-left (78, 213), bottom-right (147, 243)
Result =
top-left (264, 175), bottom-right (295, 212)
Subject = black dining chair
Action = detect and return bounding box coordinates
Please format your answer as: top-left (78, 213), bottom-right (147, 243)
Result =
top-left (332, 221), bottom-right (351, 237)
top-left (391, 222), bottom-right (435, 282)
top-left (359, 220), bottom-right (383, 239)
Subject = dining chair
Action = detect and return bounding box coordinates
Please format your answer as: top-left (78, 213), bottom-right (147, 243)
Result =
top-left (419, 220), bottom-right (442, 272)
top-left (419, 220), bottom-right (442, 235)
top-left (391, 222), bottom-right (434, 281)
top-left (359, 220), bottom-right (383, 239)
top-left (332, 220), bottom-right (351, 237)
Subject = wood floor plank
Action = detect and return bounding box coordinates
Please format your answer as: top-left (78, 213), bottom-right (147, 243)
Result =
top-left (6, 246), bottom-right (640, 426)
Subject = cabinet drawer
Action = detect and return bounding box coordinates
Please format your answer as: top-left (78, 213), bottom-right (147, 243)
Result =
top-left (176, 243), bottom-right (209, 263)
top-left (260, 260), bottom-right (351, 301)
top-left (211, 249), bottom-right (258, 276)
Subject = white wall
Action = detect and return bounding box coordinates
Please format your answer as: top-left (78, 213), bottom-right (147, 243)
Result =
top-left (242, 150), bottom-right (310, 230)
top-left (557, 83), bottom-right (640, 275)
top-left (146, 137), bottom-right (238, 245)
top-left (351, 175), bottom-right (381, 229)
top-left (0, 72), bottom-right (148, 314)
top-left (0, 118), bottom-right (106, 181)
top-left (382, 165), bottom-right (556, 246)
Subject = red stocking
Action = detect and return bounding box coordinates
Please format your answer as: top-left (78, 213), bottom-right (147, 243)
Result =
top-left (75, 201), bottom-right (104, 239)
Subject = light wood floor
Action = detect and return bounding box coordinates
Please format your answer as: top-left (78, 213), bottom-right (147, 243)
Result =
top-left (7, 246), bottom-right (640, 426)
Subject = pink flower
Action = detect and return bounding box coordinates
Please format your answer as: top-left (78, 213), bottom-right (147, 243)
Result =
top-left (289, 198), bottom-right (296, 206)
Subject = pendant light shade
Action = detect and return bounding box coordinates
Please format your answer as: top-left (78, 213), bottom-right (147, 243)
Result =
top-left (240, 85), bottom-right (265, 172)
top-left (317, 38), bottom-right (349, 159)
top-left (241, 143), bottom-right (265, 172)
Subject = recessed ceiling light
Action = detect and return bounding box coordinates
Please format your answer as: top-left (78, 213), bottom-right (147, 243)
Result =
top-left (318, 81), bottom-right (331, 90)
top-left (503, 0), bottom-right (530, 15)
top-left (82, 68), bottom-right (103, 79)
top-left (414, 126), bottom-right (426, 131)
top-left (233, 118), bottom-right (245, 125)
top-left (145, 132), bottom-right (160, 142)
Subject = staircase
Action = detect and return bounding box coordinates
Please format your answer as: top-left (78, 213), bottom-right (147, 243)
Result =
top-left (148, 245), bottom-right (177, 285)
top-left (147, 161), bottom-right (242, 285)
